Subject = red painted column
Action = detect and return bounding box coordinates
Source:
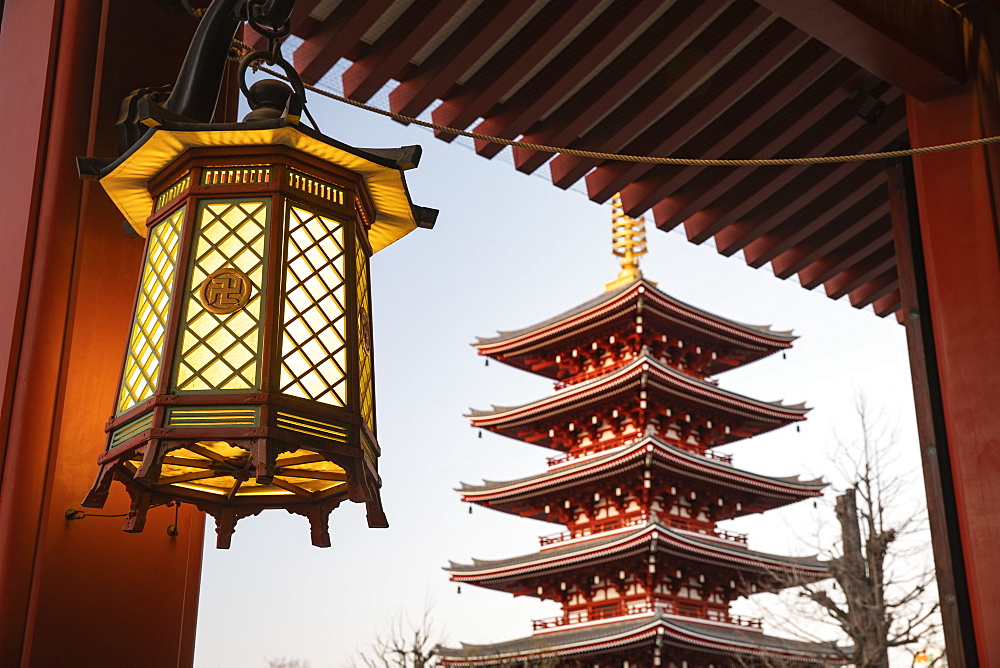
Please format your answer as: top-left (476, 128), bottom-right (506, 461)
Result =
top-left (907, 81), bottom-right (1000, 665)
top-left (0, 2), bottom-right (206, 665)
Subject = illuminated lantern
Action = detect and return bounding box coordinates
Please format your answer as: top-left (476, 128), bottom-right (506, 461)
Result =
top-left (77, 47), bottom-right (435, 547)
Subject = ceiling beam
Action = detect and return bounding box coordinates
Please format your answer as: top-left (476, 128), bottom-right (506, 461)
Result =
top-left (548, 3), bottom-right (775, 190)
top-left (872, 290), bottom-right (901, 319)
top-left (584, 22), bottom-right (809, 203)
top-left (294, 0), bottom-right (399, 85)
top-left (471, 0), bottom-right (668, 160)
top-left (770, 200), bottom-right (889, 278)
top-left (388, 2), bottom-right (527, 119)
top-left (340, 0), bottom-right (467, 102)
top-left (740, 165), bottom-right (890, 267)
top-left (711, 110), bottom-right (906, 255)
top-left (431, 1), bottom-right (602, 143)
top-left (823, 244), bottom-right (894, 299)
top-left (849, 270), bottom-right (898, 309)
top-left (639, 56), bottom-right (856, 232)
top-left (754, 0), bottom-right (964, 101)
top-left (510, 0), bottom-right (735, 177)
top-left (797, 222), bottom-right (894, 289)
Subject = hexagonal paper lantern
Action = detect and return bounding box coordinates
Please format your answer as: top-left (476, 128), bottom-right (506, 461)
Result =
top-left (80, 116), bottom-right (435, 548)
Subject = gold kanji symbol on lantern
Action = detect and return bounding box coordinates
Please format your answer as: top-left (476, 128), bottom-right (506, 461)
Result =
top-left (359, 307), bottom-right (372, 354)
top-left (199, 267), bottom-right (252, 314)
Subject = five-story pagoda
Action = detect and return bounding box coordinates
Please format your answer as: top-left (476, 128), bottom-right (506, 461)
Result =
top-left (439, 197), bottom-right (845, 667)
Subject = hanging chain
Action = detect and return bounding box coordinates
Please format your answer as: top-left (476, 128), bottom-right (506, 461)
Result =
top-left (246, 0), bottom-right (291, 64)
top-left (233, 16), bottom-right (323, 132)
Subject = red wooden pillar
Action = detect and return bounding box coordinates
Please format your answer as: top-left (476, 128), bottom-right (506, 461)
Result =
top-left (0, 2), bottom-right (209, 665)
top-left (905, 65), bottom-right (1000, 667)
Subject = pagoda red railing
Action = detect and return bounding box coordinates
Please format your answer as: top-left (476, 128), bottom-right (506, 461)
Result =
top-left (531, 600), bottom-right (762, 631)
top-left (659, 518), bottom-right (749, 546)
top-left (552, 359), bottom-right (635, 390)
top-left (539, 514), bottom-right (648, 546)
top-left (532, 601), bottom-right (653, 630)
top-left (553, 370), bottom-right (606, 390)
top-left (672, 601), bottom-right (762, 629)
top-left (552, 359), bottom-right (721, 390)
top-left (538, 514), bottom-right (748, 547)
top-left (676, 367), bottom-right (719, 385)
top-left (546, 436), bottom-right (638, 466)
top-left (701, 449), bottom-right (734, 464)
top-left (545, 437), bottom-right (733, 467)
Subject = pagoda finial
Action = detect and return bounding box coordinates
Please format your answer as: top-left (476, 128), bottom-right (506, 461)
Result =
top-left (605, 193), bottom-right (653, 291)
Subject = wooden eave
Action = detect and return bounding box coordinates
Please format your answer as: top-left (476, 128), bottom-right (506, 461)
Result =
top-left (445, 521), bottom-right (828, 586)
top-left (284, 0), bottom-right (968, 320)
top-left (473, 279), bottom-right (795, 378)
top-left (459, 436), bottom-right (824, 520)
top-left (438, 613), bottom-right (847, 665)
top-left (467, 355), bottom-right (807, 447)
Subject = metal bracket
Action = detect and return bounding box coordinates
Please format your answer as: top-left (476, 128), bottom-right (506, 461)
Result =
top-left (114, 0), bottom-right (295, 155)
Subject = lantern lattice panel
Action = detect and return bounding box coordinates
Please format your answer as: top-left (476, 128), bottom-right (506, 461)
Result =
top-left (357, 243), bottom-right (374, 431)
top-left (175, 199), bottom-right (267, 391)
top-left (118, 207), bottom-right (186, 413)
top-left (279, 205), bottom-right (348, 406)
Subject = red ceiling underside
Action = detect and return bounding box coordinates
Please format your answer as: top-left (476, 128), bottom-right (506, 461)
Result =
top-left (283, 0), bottom-right (946, 319)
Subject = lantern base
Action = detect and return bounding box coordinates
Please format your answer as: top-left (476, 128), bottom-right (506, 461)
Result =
top-left (84, 394), bottom-right (388, 548)
top-left (85, 465), bottom-right (387, 548)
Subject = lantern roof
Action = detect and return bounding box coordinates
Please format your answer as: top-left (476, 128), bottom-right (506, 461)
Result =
top-left (437, 612), bottom-right (848, 665)
top-left (83, 118), bottom-right (437, 253)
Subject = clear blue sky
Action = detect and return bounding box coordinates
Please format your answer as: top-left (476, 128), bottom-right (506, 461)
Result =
top-left (194, 52), bottom-right (923, 667)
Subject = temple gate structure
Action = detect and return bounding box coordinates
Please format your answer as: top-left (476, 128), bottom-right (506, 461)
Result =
top-left (440, 198), bottom-right (845, 666)
top-left (3, 2), bottom-right (998, 664)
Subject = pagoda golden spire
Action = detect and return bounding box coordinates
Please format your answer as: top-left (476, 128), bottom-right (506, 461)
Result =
top-left (605, 192), bottom-right (653, 291)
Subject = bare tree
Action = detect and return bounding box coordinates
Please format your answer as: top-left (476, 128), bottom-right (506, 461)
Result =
top-left (757, 398), bottom-right (942, 668)
top-left (352, 610), bottom-right (440, 668)
top-left (267, 659), bottom-right (310, 668)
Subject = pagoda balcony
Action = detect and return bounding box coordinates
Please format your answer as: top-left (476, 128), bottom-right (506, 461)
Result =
top-left (670, 602), bottom-right (762, 630)
top-left (531, 600), bottom-right (762, 632)
top-left (546, 438), bottom-right (733, 468)
top-left (538, 514), bottom-right (648, 546)
top-left (691, 448), bottom-right (734, 466)
top-left (546, 436), bottom-right (638, 467)
top-left (531, 601), bottom-right (654, 631)
top-left (553, 364), bottom-right (626, 390)
top-left (553, 362), bottom-right (720, 390)
top-left (538, 514), bottom-right (748, 548)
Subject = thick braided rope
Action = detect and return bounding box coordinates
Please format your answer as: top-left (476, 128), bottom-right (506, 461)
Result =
top-left (259, 65), bottom-right (1000, 167)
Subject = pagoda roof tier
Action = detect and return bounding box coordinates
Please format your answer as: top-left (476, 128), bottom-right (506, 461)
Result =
top-left (438, 610), bottom-right (845, 666)
top-left (446, 521), bottom-right (827, 590)
top-left (474, 279), bottom-right (796, 378)
top-left (468, 355), bottom-right (808, 448)
top-left (458, 436), bottom-right (824, 522)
